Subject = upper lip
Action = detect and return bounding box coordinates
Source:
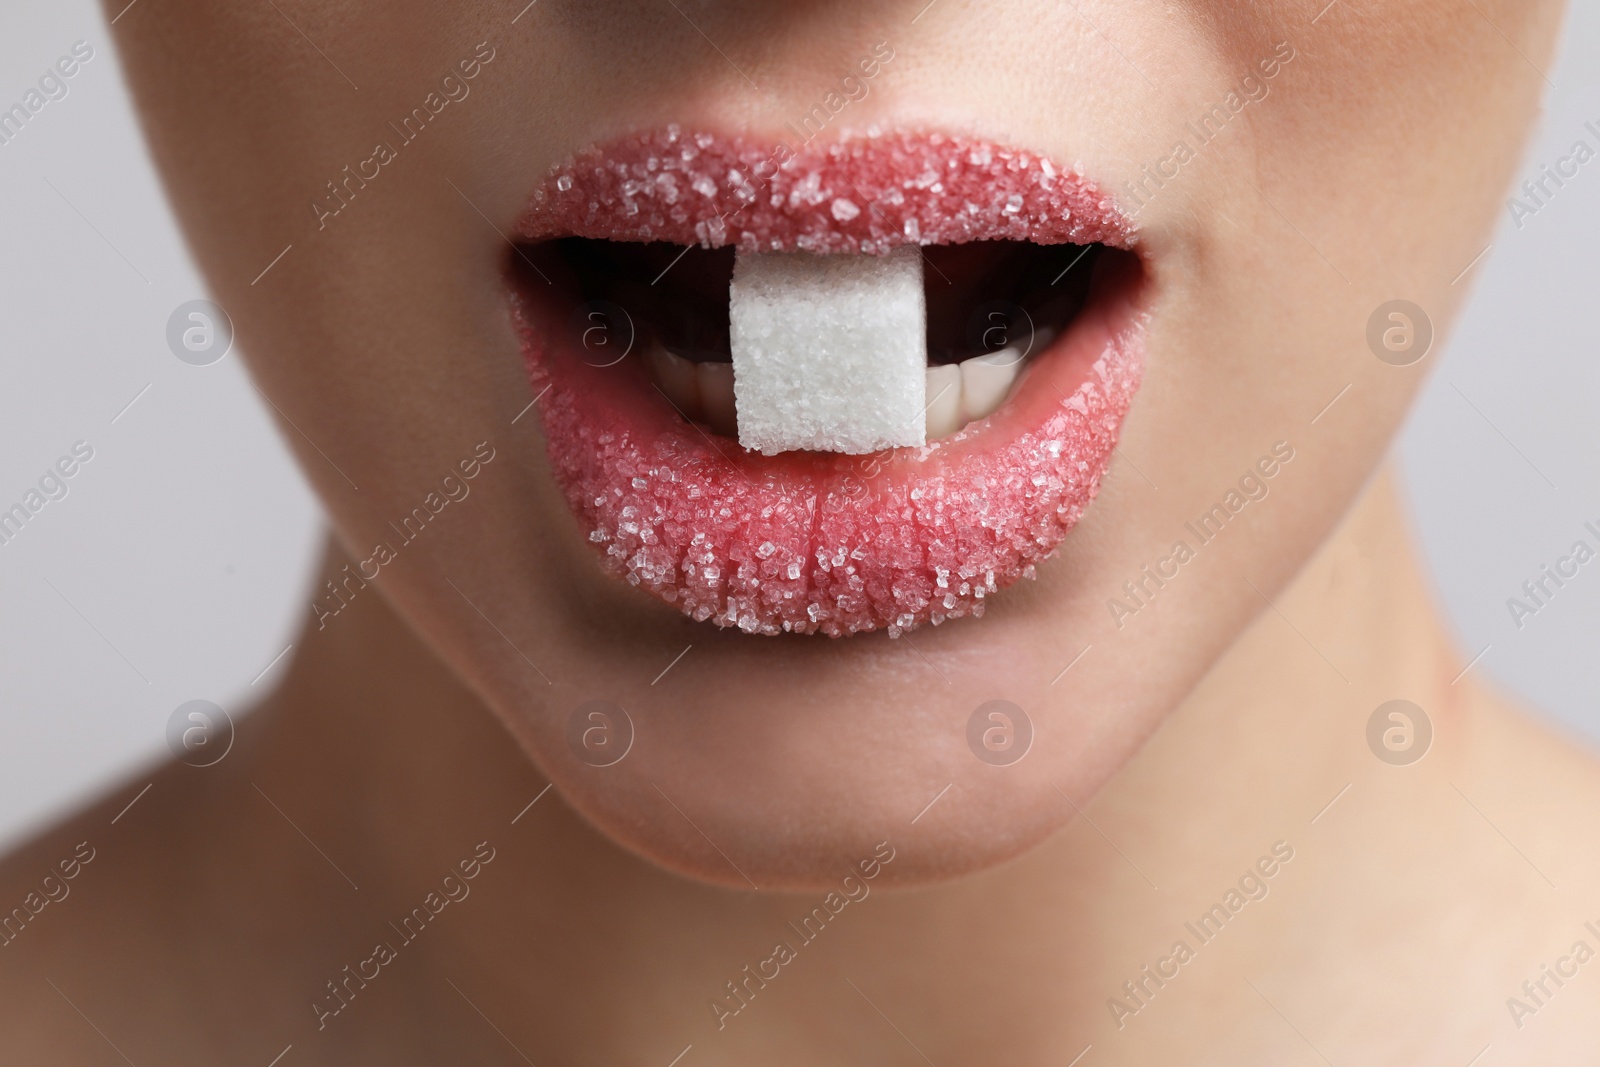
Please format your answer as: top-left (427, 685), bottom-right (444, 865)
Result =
top-left (514, 125), bottom-right (1137, 254)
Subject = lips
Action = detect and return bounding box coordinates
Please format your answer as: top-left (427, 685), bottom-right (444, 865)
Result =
top-left (509, 127), bottom-right (1146, 637)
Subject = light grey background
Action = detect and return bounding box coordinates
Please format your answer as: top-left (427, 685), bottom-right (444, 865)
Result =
top-left (1, 2), bottom-right (1598, 849)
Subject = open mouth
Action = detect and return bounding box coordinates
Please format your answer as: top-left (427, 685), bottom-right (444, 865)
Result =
top-left (509, 128), bottom-right (1147, 638)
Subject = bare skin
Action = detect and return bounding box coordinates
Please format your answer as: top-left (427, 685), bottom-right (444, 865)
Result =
top-left (89, 0), bottom-right (1568, 888)
top-left (2, 467), bottom-right (1596, 1065)
top-left (3, 0), bottom-right (1589, 1061)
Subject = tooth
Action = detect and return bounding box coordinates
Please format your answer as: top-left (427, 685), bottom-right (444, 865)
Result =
top-left (960, 347), bottom-right (1023, 422)
top-left (650, 342), bottom-right (702, 419)
top-left (729, 246), bottom-right (926, 455)
top-left (697, 361), bottom-right (738, 437)
top-left (924, 364), bottom-right (962, 439)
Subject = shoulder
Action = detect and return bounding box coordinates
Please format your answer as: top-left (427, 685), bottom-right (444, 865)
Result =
top-left (0, 759), bottom-right (211, 1062)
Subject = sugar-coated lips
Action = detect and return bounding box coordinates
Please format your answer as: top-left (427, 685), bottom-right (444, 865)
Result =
top-left (509, 127), bottom-right (1146, 638)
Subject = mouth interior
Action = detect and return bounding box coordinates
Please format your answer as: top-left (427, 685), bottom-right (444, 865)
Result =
top-left (521, 237), bottom-right (1108, 363)
top-left (513, 237), bottom-right (1131, 443)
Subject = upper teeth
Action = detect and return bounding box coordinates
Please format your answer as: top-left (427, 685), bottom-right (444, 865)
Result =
top-left (649, 342), bottom-right (1024, 441)
top-left (645, 245), bottom-right (1030, 448)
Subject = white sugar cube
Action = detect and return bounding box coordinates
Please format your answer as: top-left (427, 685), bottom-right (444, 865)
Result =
top-left (730, 246), bottom-right (927, 455)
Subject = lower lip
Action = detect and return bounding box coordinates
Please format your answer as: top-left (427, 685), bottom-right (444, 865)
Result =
top-left (511, 254), bottom-right (1145, 638)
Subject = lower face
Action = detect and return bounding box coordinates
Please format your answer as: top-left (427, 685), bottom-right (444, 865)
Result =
top-left (111, 0), bottom-right (1559, 887)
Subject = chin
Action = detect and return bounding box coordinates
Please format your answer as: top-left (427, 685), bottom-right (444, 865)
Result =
top-left (477, 549), bottom-right (1172, 891)
top-left (524, 703), bottom-right (1087, 892)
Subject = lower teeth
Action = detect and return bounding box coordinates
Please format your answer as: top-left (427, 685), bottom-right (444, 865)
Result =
top-left (646, 245), bottom-right (1032, 449)
top-left (649, 339), bottom-right (1027, 443)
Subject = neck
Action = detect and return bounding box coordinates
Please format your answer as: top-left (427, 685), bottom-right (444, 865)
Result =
top-left (242, 463), bottom-right (1480, 1059)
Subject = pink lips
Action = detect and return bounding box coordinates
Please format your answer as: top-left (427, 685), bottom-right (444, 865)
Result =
top-left (518, 127), bottom-right (1131, 253)
top-left (512, 127), bottom-right (1145, 638)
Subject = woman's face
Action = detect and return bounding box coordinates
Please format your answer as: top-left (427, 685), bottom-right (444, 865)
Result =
top-left (111, 0), bottom-right (1559, 887)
